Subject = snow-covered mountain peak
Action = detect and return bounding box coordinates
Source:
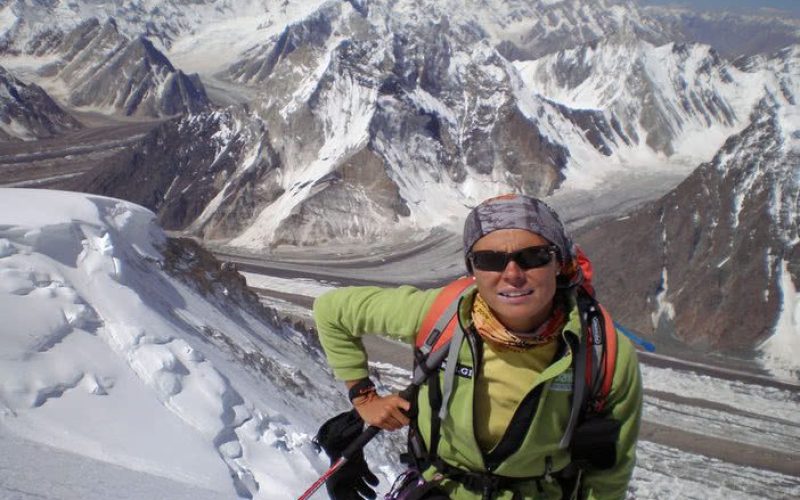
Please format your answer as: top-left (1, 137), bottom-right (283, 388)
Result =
top-left (513, 35), bottom-right (772, 168)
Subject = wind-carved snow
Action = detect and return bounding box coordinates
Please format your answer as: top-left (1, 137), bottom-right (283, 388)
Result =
top-left (0, 188), bottom-right (401, 499)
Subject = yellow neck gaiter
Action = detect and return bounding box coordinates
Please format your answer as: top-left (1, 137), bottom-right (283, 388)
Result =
top-left (472, 293), bottom-right (565, 351)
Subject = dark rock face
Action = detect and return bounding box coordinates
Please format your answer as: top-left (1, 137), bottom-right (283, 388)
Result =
top-left (63, 108), bottom-right (279, 235)
top-left (578, 97), bottom-right (799, 354)
top-left (0, 65), bottom-right (82, 141)
top-left (67, 35), bottom-right (209, 116)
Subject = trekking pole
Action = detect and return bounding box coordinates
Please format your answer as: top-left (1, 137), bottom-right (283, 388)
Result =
top-left (298, 344), bottom-right (451, 500)
top-left (297, 424), bottom-right (381, 500)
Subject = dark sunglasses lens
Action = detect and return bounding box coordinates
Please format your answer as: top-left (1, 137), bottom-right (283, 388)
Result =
top-left (471, 246), bottom-right (554, 272)
top-left (514, 247), bottom-right (554, 269)
top-left (471, 251), bottom-right (508, 271)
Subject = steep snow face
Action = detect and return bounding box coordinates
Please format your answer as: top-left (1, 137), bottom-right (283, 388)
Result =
top-left (515, 38), bottom-right (768, 180)
top-left (0, 65), bottom-right (81, 140)
top-left (0, 188), bottom-right (398, 499)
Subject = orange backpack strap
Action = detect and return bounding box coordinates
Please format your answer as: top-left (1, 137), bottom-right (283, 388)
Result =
top-left (415, 277), bottom-right (475, 357)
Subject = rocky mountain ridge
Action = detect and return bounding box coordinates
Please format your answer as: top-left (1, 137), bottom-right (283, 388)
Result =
top-left (3, 17), bottom-right (209, 117)
top-left (577, 46), bottom-right (799, 365)
top-left (515, 37), bottom-right (760, 157)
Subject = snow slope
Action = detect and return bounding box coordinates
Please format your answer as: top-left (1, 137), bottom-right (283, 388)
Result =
top-left (0, 188), bottom-right (401, 499)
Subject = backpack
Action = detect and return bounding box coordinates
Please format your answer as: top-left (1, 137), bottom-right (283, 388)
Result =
top-left (407, 251), bottom-right (621, 480)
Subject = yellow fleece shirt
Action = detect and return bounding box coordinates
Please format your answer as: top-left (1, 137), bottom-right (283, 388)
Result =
top-left (474, 340), bottom-right (559, 451)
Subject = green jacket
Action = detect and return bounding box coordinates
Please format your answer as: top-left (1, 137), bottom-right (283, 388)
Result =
top-left (313, 285), bottom-right (643, 500)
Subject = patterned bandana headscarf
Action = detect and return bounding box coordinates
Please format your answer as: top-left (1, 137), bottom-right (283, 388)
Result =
top-left (463, 193), bottom-right (582, 288)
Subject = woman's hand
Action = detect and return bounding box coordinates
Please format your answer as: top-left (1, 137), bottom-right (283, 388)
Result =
top-left (352, 392), bottom-right (411, 430)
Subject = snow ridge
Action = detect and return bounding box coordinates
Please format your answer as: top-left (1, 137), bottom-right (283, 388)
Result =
top-left (0, 188), bottom-right (382, 498)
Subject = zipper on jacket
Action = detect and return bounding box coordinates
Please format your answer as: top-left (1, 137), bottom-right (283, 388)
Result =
top-left (481, 338), bottom-right (566, 472)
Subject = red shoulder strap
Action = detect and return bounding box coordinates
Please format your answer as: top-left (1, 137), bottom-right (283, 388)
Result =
top-left (416, 277), bottom-right (475, 353)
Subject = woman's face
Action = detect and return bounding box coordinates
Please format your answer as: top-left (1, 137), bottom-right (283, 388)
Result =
top-left (469, 229), bottom-right (559, 332)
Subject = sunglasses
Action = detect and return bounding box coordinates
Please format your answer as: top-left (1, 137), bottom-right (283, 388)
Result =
top-left (469, 245), bottom-right (558, 272)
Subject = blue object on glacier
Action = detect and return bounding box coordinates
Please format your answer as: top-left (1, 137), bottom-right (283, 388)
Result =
top-left (613, 321), bottom-right (656, 352)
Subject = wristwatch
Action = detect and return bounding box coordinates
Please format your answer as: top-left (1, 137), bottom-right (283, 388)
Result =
top-left (348, 378), bottom-right (376, 403)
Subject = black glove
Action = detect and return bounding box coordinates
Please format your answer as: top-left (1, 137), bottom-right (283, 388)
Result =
top-left (314, 409), bottom-right (379, 500)
top-left (570, 417), bottom-right (622, 470)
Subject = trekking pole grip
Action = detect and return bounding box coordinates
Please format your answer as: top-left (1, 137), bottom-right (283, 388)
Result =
top-left (341, 425), bottom-right (381, 460)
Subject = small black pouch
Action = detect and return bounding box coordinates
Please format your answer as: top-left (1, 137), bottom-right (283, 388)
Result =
top-left (570, 417), bottom-right (622, 470)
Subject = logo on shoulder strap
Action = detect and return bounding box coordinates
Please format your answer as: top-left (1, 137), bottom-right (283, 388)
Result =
top-left (550, 370), bottom-right (574, 392)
